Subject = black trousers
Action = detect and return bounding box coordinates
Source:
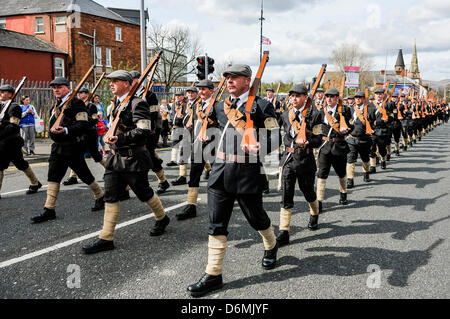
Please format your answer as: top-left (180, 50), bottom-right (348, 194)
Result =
top-left (347, 142), bottom-right (370, 164)
top-left (370, 135), bottom-right (388, 158)
top-left (282, 160), bottom-right (317, 209)
top-left (207, 174), bottom-right (271, 236)
top-left (392, 125), bottom-right (402, 143)
top-left (104, 169), bottom-right (154, 203)
top-left (317, 151), bottom-right (347, 179)
top-left (0, 146), bottom-right (29, 171)
top-left (48, 152), bottom-right (95, 184)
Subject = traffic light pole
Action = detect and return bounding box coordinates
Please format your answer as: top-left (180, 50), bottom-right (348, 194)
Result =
top-left (205, 53), bottom-right (208, 81)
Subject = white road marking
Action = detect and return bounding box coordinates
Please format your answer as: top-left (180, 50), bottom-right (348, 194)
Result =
top-left (1, 185), bottom-right (49, 196)
top-left (0, 199), bottom-right (196, 269)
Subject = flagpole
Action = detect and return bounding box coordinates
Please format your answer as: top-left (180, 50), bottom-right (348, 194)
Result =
top-left (259, 0), bottom-right (264, 95)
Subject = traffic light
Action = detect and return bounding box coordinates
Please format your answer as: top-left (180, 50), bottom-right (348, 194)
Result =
top-left (207, 57), bottom-right (214, 75)
top-left (196, 56), bottom-right (206, 80)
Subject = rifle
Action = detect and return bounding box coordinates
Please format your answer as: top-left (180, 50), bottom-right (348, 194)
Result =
top-left (396, 89), bottom-right (403, 120)
top-left (51, 65), bottom-right (94, 130)
top-left (104, 51), bottom-right (162, 140)
top-left (0, 76), bottom-right (27, 122)
top-left (378, 81), bottom-right (390, 121)
top-left (87, 72), bottom-right (106, 103)
top-left (338, 75), bottom-right (349, 130)
top-left (295, 64), bottom-right (327, 145)
top-left (365, 88), bottom-right (374, 135)
top-left (198, 76), bottom-right (227, 142)
top-left (140, 63), bottom-right (158, 99)
top-left (388, 82), bottom-right (397, 103)
top-left (241, 51), bottom-right (270, 150)
top-left (273, 82), bottom-right (281, 108)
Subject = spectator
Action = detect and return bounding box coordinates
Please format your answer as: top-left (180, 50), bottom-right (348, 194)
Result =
top-left (19, 95), bottom-right (37, 156)
top-left (96, 112), bottom-right (108, 156)
top-left (93, 94), bottom-right (106, 118)
top-left (160, 99), bottom-right (171, 147)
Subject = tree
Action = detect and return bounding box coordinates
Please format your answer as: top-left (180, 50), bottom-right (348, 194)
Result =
top-left (147, 24), bottom-right (202, 91)
top-left (329, 44), bottom-right (374, 89)
top-left (211, 58), bottom-right (233, 81)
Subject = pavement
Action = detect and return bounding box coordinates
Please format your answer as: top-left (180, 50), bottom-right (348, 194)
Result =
top-left (21, 138), bottom-right (52, 164)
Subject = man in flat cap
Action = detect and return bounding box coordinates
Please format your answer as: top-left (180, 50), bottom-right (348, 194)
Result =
top-left (82, 70), bottom-right (169, 254)
top-left (275, 84), bottom-right (322, 247)
top-left (63, 87), bottom-right (106, 186)
top-left (166, 91), bottom-right (186, 167)
top-left (369, 88), bottom-right (393, 172)
top-left (31, 77), bottom-right (105, 223)
top-left (314, 88), bottom-right (325, 111)
top-left (388, 92), bottom-right (403, 157)
top-left (348, 95), bottom-right (355, 108)
top-left (0, 85), bottom-right (42, 199)
top-left (187, 64), bottom-right (281, 297)
top-left (398, 93), bottom-right (411, 151)
top-left (265, 87), bottom-right (282, 115)
top-left (130, 70), bottom-right (170, 195)
top-left (315, 88), bottom-right (352, 213)
top-left (346, 91), bottom-right (376, 188)
top-left (177, 79), bottom-right (219, 221)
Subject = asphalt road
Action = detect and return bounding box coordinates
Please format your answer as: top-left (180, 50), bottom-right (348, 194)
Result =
top-left (1, 124), bottom-right (449, 299)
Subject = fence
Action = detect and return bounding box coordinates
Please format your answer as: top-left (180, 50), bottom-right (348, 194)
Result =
top-left (0, 78), bottom-right (177, 138)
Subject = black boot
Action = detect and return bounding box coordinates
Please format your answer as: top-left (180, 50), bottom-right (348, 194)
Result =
top-left (176, 204), bottom-right (197, 220)
top-left (26, 181), bottom-right (42, 195)
top-left (276, 230), bottom-right (290, 247)
top-left (381, 161), bottom-right (386, 169)
top-left (403, 145), bottom-right (407, 151)
top-left (171, 176), bottom-right (187, 186)
top-left (166, 161), bottom-right (178, 167)
top-left (308, 215), bottom-right (319, 230)
top-left (203, 170), bottom-right (210, 180)
top-left (318, 201), bottom-right (323, 214)
top-left (156, 180), bottom-right (170, 195)
top-left (63, 177), bottom-right (78, 186)
top-left (91, 196), bottom-right (105, 212)
top-left (82, 238), bottom-right (115, 254)
top-left (347, 178), bottom-right (354, 189)
top-left (339, 192), bottom-right (348, 205)
top-left (262, 242), bottom-right (279, 270)
top-left (376, 157), bottom-right (380, 165)
top-left (395, 149), bottom-right (400, 156)
top-left (119, 190), bottom-right (130, 201)
top-left (369, 166), bottom-right (376, 174)
top-left (363, 173), bottom-right (371, 183)
top-left (386, 154), bottom-right (391, 161)
top-left (187, 273), bottom-right (223, 297)
top-left (150, 215), bottom-right (170, 236)
top-left (31, 208), bottom-right (56, 224)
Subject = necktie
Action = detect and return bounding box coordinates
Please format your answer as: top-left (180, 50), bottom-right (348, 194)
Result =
top-left (295, 110), bottom-right (301, 122)
top-left (328, 110), bottom-right (333, 116)
top-left (231, 98), bottom-right (240, 109)
top-left (57, 98), bottom-right (62, 105)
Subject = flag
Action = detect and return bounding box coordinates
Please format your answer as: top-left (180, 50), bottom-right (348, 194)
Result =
top-left (261, 35), bottom-right (271, 45)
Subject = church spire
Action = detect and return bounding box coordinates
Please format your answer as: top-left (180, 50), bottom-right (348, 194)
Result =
top-left (395, 48), bottom-right (405, 74)
top-left (410, 41), bottom-right (420, 79)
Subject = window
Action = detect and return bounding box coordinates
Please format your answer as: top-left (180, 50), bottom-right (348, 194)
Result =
top-left (95, 47), bottom-right (102, 66)
top-left (55, 16), bottom-right (66, 32)
top-left (55, 58), bottom-right (64, 77)
top-left (35, 17), bottom-right (44, 33)
top-left (106, 48), bottom-right (112, 67)
top-left (115, 27), bottom-right (122, 41)
top-left (0, 18), bottom-right (6, 29)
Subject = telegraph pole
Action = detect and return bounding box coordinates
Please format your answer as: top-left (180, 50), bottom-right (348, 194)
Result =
top-left (78, 29), bottom-right (97, 83)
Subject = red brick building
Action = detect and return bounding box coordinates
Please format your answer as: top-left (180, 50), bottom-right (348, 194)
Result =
top-left (0, 0), bottom-right (143, 83)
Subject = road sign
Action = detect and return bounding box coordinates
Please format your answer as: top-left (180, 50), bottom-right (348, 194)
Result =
top-left (344, 66), bottom-right (360, 88)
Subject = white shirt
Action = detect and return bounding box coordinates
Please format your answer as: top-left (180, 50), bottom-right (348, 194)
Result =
top-left (290, 105), bottom-right (305, 138)
top-left (353, 104), bottom-right (364, 121)
top-left (231, 90), bottom-right (249, 109)
top-left (202, 97), bottom-right (212, 111)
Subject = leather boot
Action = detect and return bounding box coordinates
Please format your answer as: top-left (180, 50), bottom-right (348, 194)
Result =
top-left (318, 201), bottom-right (323, 213)
top-left (166, 161), bottom-right (178, 167)
top-left (91, 196), bottom-right (105, 212)
top-left (171, 176), bottom-right (187, 186)
top-left (262, 242), bottom-right (279, 270)
top-left (187, 274), bottom-right (223, 297)
top-left (63, 177), bottom-right (78, 186)
top-left (308, 215), bottom-right (319, 230)
top-left (276, 230), bottom-right (290, 247)
top-left (381, 161), bottom-right (387, 169)
top-left (150, 215), bottom-right (170, 236)
top-left (203, 170), bottom-right (210, 180)
top-left (339, 192), bottom-right (348, 205)
top-left (26, 181), bottom-right (42, 195)
top-left (347, 178), bottom-right (354, 189)
top-left (82, 238), bottom-right (114, 254)
top-left (363, 173), bottom-right (371, 182)
top-left (369, 166), bottom-right (376, 174)
top-left (176, 204), bottom-right (197, 220)
top-left (31, 208), bottom-right (56, 224)
top-left (156, 180), bottom-right (170, 195)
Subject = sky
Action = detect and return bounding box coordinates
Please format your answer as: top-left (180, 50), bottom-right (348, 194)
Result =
top-left (96, 0), bottom-right (450, 84)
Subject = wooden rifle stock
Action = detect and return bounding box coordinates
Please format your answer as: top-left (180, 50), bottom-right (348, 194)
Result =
top-left (241, 52), bottom-right (270, 150)
top-left (198, 76), bottom-right (227, 141)
top-left (338, 75), bottom-right (349, 130)
top-left (0, 76), bottom-right (27, 121)
top-left (87, 72), bottom-right (106, 103)
top-left (105, 51), bottom-right (162, 140)
top-left (388, 82), bottom-right (397, 102)
top-left (396, 89), bottom-right (403, 120)
top-left (365, 88), bottom-right (374, 135)
top-left (379, 81), bottom-right (390, 121)
top-left (51, 65), bottom-right (94, 130)
top-left (296, 64), bottom-right (327, 144)
top-left (141, 63), bottom-right (158, 99)
top-left (273, 82), bottom-right (281, 107)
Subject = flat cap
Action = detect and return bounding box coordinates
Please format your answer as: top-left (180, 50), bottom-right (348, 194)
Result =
top-left (355, 91), bottom-right (365, 98)
top-left (50, 77), bottom-right (70, 87)
top-left (288, 84), bottom-right (308, 95)
top-left (325, 88), bottom-right (339, 96)
top-left (106, 70), bottom-right (133, 84)
top-left (130, 70), bottom-right (141, 79)
top-left (174, 91), bottom-right (185, 96)
top-left (78, 87), bottom-right (90, 94)
top-left (266, 88), bottom-right (274, 92)
top-left (349, 95), bottom-right (355, 99)
top-left (375, 88), bottom-right (385, 94)
top-left (316, 88), bottom-right (324, 93)
top-left (196, 79), bottom-right (214, 89)
top-left (186, 86), bottom-right (199, 93)
top-left (0, 84), bottom-right (15, 93)
top-left (369, 96), bottom-right (375, 100)
top-left (223, 64), bottom-right (252, 78)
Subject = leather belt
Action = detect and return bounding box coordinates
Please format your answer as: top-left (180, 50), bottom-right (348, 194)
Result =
top-left (217, 151), bottom-right (258, 163)
top-left (113, 145), bottom-right (147, 157)
top-left (286, 147), bottom-right (309, 154)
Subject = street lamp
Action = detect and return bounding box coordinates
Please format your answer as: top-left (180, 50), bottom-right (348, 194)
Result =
top-left (78, 29), bottom-right (97, 82)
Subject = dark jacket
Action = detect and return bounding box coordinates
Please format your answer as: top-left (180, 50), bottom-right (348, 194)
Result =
top-left (347, 103), bottom-right (376, 146)
top-left (317, 105), bottom-right (352, 156)
top-left (208, 96), bottom-right (279, 194)
top-left (371, 101), bottom-right (394, 136)
top-left (0, 101), bottom-right (23, 150)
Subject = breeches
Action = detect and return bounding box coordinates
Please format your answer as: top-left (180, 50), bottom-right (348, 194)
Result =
top-left (104, 169), bottom-right (154, 203)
